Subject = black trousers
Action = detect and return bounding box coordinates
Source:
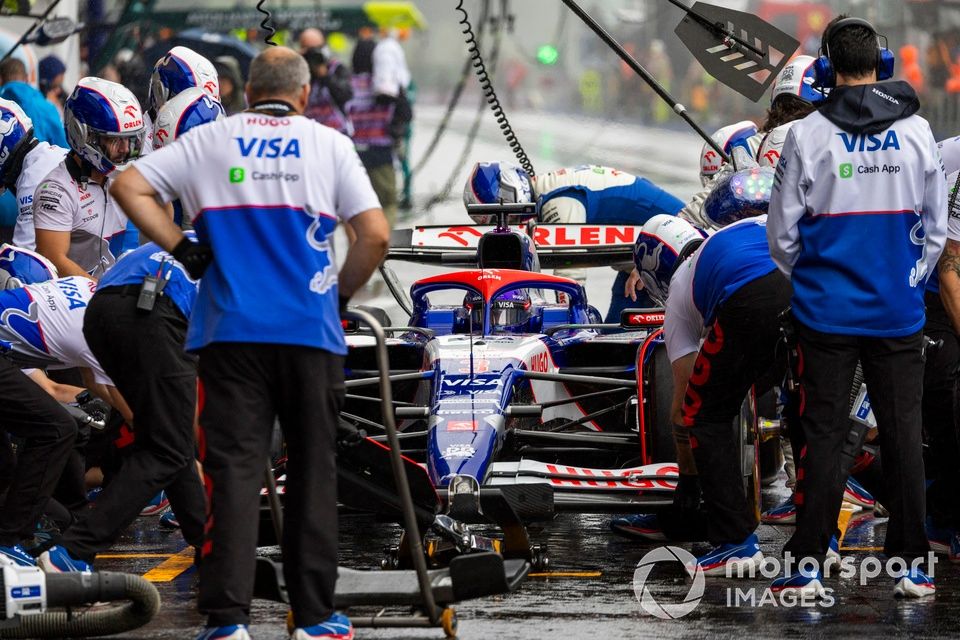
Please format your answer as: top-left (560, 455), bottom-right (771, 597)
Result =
top-left (922, 291), bottom-right (960, 530)
top-left (681, 270), bottom-right (791, 545)
top-left (785, 322), bottom-right (928, 564)
top-left (0, 358), bottom-right (76, 545)
top-left (59, 288), bottom-right (206, 561)
top-left (196, 343), bottom-right (343, 628)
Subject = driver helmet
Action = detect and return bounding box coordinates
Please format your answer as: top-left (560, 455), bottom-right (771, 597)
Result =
top-left (148, 46), bottom-right (221, 115)
top-left (770, 55), bottom-right (827, 106)
top-left (152, 87), bottom-right (225, 149)
top-left (633, 215), bottom-right (705, 305)
top-left (64, 77), bottom-right (145, 174)
top-left (703, 167), bottom-right (775, 228)
top-left (489, 288), bottom-right (534, 332)
top-left (0, 98), bottom-right (34, 192)
top-left (463, 161), bottom-right (533, 223)
top-left (0, 244), bottom-right (57, 289)
top-left (700, 120), bottom-right (758, 187)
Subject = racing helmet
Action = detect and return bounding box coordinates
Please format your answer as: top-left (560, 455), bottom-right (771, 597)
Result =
top-left (703, 166), bottom-right (775, 228)
top-left (633, 215), bottom-right (705, 306)
top-left (463, 161), bottom-right (533, 223)
top-left (64, 77), bottom-right (145, 174)
top-left (0, 98), bottom-right (33, 191)
top-left (489, 289), bottom-right (535, 333)
top-left (770, 55), bottom-right (828, 106)
top-left (0, 244), bottom-right (57, 289)
top-left (700, 120), bottom-right (758, 186)
top-left (148, 46), bottom-right (220, 115)
top-left (152, 87), bottom-right (225, 149)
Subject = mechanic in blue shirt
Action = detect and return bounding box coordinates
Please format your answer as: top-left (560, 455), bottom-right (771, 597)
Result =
top-left (0, 57), bottom-right (68, 148)
top-left (464, 162), bottom-right (684, 319)
top-left (613, 170), bottom-right (791, 580)
top-left (39, 235), bottom-right (207, 573)
top-left (111, 47), bottom-right (389, 640)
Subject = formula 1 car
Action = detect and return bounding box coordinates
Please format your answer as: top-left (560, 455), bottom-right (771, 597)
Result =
top-left (332, 204), bottom-right (762, 568)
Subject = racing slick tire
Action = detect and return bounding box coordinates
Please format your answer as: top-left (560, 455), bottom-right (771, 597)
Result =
top-left (644, 342), bottom-right (675, 463)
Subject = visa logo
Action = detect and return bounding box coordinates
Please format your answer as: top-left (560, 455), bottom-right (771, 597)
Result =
top-left (18, 194), bottom-right (31, 206)
top-left (235, 137), bottom-right (301, 158)
top-left (837, 131), bottom-right (900, 152)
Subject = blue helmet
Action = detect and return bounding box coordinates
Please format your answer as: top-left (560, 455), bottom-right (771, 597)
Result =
top-left (633, 215), bottom-right (705, 306)
top-left (463, 161), bottom-right (533, 222)
top-left (703, 167), bottom-right (775, 228)
top-left (148, 46), bottom-right (220, 114)
top-left (64, 77), bottom-right (145, 174)
top-left (770, 55), bottom-right (827, 106)
top-left (0, 98), bottom-right (33, 190)
top-left (0, 244), bottom-right (57, 289)
top-left (152, 87), bottom-right (225, 149)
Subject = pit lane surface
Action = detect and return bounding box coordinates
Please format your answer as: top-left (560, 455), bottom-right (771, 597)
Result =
top-left (83, 110), bottom-right (960, 638)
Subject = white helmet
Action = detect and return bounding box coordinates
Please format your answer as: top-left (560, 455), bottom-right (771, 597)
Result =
top-left (700, 120), bottom-right (758, 186)
top-left (148, 46), bottom-right (220, 114)
top-left (463, 161), bottom-right (533, 223)
top-left (757, 122), bottom-right (795, 169)
top-left (153, 87), bottom-right (225, 149)
top-left (64, 77), bottom-right (145, 174)
top-left (633, 215), bottom-right (705, 306)
top-left (0, 244), bottom-right (57, 289)
top-left (770, 55), bottom-right (827, 106)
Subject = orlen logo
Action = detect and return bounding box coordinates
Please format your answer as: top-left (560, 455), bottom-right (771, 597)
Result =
top-left (625, 312), bottom-right (664, 326)
top-left (123, 105), bottom-right (138, 118)
top-left (203, 80), bottom-right (218, 96)
top-left (437, 226), bottom-right (483, 247)
top-left (155, 128), bottom-right (170, 145)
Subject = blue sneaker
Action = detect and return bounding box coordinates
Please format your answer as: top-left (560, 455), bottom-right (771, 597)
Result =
top-left (771, 566), bottom-right (825, 597)
top-left (159, 511), bottom-right (180, 529)
top-left (195, 625), bottom-right (251, 640)
top-left (692, 533), bottom-right (763, 577)
top-left (927, 518), bottom-right (954, 555)
top-left (0, 544), bottom-right (35, 567)
top-left (37, 545), bottom-right (92, 573)
top-left (893, 567), bottom-right (935, 598)
top-left (609, 514), bottom-right (666, 541)
top-left (140, 491), bottom-right (170, 516)
top-left (843, 477), bottom-right (875, 509)
top-left (761, 496), bottom-right (796, 524)
top-left (291, 612), bottom-right (354, 639)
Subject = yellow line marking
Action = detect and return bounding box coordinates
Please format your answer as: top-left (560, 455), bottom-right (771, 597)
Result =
top-left (838, 546), bottom-right (884, 552)
top-left (836, 504), bottom-right (857, 545)
top-left (143, 547), bottom-right (195, 582)
top-left (96, 553), bottom-right (175, 559)
top-left (528, 571), bottom-right (602, 578)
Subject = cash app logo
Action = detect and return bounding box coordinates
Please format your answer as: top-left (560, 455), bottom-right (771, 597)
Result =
top-left (838, 163), bottom-right (853, 179)
top-left (229, 167), bottom-right (245, 183)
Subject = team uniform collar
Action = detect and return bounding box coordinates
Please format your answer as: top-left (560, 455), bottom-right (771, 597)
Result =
top-left (246, 100), bottom-right (298, 116)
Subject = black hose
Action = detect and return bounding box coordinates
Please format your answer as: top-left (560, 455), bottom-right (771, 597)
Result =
top-left (0, 572), bottom-right (160, 638)
top-left (256, 0), bottom-right (278, 46)
top-left (455, 0), bottom-right (535, 177)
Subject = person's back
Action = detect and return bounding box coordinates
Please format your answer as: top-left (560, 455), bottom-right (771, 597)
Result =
top-left (771, 82), bottom-right (942, 336)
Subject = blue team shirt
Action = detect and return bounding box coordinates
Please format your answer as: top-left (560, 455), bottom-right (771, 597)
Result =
top-left (99, 239), bottom-right (198, 319)
top-left (692, 218), bottom-right (778, 325)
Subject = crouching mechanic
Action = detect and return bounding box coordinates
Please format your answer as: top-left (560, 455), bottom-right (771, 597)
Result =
top-left (36, 82), bottom-right (224, 575)
top-left (463, 162), bottom-right (684, 320)
top-left (0, 98), bottom-right (66, 250)
top-left (110, 46), bottom-right (389, 640)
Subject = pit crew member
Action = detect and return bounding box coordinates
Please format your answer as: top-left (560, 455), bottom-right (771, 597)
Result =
top-left (768, 16), bottom-right (946, 597)
top-left (33, 78), bottom-right (144, 279)
top-left (463, 161), bottom-right (684, 320)
top-left (111, 46), bottom-right (389, 640)
top-left (0, 98), bottom-right (67, 250)
top-left (38, 83), bottom-right (225, 573)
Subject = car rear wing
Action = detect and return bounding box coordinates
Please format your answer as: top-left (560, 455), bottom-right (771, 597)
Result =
top-left (388, 223), bottom-right (640, 268)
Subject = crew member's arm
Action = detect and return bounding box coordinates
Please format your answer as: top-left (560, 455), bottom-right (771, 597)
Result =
top-left (669, 353), bottom-right (697, 476)
top-left (33, 181), bottom-right (91, 277)
top-left (80, 367), bottom-right (133, 423)
top-left (110, 167), bottom-right (182, 252)
top-left (766, 128), bottom-right (806, 277)
top-left (25, 369), bottom-right (86, 402)
top-left (940, 241), bottom-right (960, 333)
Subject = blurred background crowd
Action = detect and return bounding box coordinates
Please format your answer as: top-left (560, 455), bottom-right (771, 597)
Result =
top-left (4, 0), bottom-right (960, 224)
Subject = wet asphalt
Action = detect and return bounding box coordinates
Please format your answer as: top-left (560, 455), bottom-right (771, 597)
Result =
top-left (91, 478), bottom-right (960, 640)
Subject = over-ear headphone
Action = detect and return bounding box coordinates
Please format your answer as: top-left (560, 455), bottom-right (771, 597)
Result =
top-left (812, 17), bottom-right (895, 89)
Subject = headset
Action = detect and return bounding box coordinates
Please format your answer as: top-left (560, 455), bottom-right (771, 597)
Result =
top-left (812, 17), bottom-right (895, 90)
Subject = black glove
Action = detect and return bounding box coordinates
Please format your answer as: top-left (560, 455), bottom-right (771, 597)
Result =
top-left (171, 237), bottom-right (213, 280)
